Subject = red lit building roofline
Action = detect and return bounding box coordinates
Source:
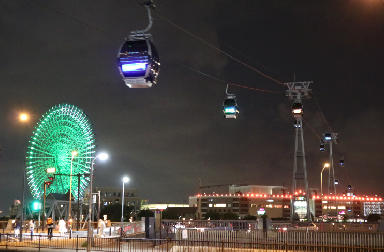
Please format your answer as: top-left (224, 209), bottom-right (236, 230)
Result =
top-left (193, 193), bottom-right (383, 202)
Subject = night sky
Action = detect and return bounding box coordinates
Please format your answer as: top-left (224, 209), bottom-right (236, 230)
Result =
top-left (1, 0), bottom-right (384, 213)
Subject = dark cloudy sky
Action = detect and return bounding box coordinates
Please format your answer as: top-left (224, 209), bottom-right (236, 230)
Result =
top-left (1, 0), bottom-right (384, 213)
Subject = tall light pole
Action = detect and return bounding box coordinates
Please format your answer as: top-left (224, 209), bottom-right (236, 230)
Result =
top-left (87, 152), bottom-right (108, 252)
top-left (18, 112), bottom-right (30, 241)
top-left (321, 162), bottom-right (330, 196)
top-left (68, 150), bottom-right (78, 221)
top-left (121, 176), bottom-right (130, 225)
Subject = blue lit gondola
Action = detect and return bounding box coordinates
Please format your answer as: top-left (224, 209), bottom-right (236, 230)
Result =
top-left (223, 95), bottom-right (239, 119)
top-left (323, 133), bottom-right (332, 141)
top-left (117, 1), bottom-right (160, 88)
top-left (118, 39), bottom-right (160, 88)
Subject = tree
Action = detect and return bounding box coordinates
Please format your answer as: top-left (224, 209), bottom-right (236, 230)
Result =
top-left (161, 209), bottom-right (179, 220)
top-left (243, 215), bottom-right (257, 220)
top-left (100, 203), bottom-right (133, 222)
top-left (204, 211), bottom-right (221, 220)
top-left (222, 212), bottom-right (239, 220)
top-left (137, 209), bottom-right (154, 219)
top-left (367, 214), bottom-right (381, 223)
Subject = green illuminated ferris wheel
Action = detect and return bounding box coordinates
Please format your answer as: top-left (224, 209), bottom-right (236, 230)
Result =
top-left (26, 104), bottom-right (95, 200)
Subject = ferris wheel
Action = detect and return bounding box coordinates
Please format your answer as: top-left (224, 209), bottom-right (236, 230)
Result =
top-left (26, 104), bottom-right (95, 200)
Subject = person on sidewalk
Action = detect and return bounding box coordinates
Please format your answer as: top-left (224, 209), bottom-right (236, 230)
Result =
top-left (29, 219), bottom-right (35, 238)
top-left (58, 218), bottom-right (67, 236)
top-left (13, 218), bottom-right (21, 238)
top-left (47, 217), bottom-right (54, 239)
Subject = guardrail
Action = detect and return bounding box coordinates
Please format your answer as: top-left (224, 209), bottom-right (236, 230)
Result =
top-left (176, 229), bottom-right (384, 250)
top-left (0, 231), bottom-right (383, 251)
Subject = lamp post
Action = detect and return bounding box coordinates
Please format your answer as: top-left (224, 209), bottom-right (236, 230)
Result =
top-left (321, 162), bottom-right (330, 196)
top-left (43, 167), bottom-right (56, 230)
top-left (87, 152), bottom-right (108, 252)
top-left (68, 151), bottom-right (78, 222)
top-left (18, 112), bottom-right (30, 241)
top-left (121, 176), bottom-right (130, 225)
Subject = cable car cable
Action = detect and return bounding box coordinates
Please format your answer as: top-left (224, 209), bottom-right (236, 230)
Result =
top-left (22, 0), bottom-right (117, 44)
top-left (312, 95), bottom-right (333, 133)
top-left (182, 64), bottom-right (281, 95)
top-left (153, 11), bottom-right (287, 87)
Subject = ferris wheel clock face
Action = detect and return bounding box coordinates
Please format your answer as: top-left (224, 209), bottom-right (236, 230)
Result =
top-left (26, 104), bottom-right (95, 200)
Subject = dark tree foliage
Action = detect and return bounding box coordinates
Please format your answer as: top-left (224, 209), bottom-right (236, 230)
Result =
top-left (204, 211), bottom-right (239, 220)
top-left (222, 212), bottom-right (239, 220)
top-left (367, 214), bottom-right (381, 223)
top-left (204, 211), bottom-right (221, 220)
top-left (100, 204), bottom-right (133, 222)
top-left (137, 209), bottom-right (154, 218)
top-left (161, 209), bottom-right (179, 220)
top-left (242, 215), bottom-right (257, 220)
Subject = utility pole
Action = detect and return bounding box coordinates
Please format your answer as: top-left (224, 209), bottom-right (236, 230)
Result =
top-left (286, 81), bottom-right (312, 222)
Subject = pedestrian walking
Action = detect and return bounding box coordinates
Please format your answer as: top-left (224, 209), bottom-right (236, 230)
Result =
top-left (58, 219), bottom-right (67, 236)
top-left (46, 217), bottom-right (54, 239)
top-left (97, 219), bottom-right (106, 237)
top-left (13, 218), bottom-right (21, 238)
top-left (29, 219), bottom-right (35, 237)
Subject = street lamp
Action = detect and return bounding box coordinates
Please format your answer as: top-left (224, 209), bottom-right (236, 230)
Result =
top-left (321, 162), bottom-right (330, 195)
top-left (18, 111), bottom-right (31, 241)
top-left (87, 152), bottom-right (109, 252)
top-left (18, 112), bottom-right (30, 122)
top-left (121, 176), bottom-right (130, 225)
top-left (68, 151), bottom-right (78, 222)
top-left (43, 167), bottom-right (56, 230)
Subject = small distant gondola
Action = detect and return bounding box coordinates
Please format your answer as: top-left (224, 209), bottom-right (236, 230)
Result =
top-left (291, 102), bottom-right (303, 118)
top-left (223, 84), bottom-right (239, 119)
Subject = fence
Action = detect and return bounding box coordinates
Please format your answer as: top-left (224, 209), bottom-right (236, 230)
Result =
top-left (0, 231), bottom-right (384, 251)
top-left (176, 229), bottom-right (384, 251)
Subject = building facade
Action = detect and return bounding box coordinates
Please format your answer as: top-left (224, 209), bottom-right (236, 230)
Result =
top-left (189, 185), bottom-right (384, 221)
top-left (95, 186), bottom-right (143, 210)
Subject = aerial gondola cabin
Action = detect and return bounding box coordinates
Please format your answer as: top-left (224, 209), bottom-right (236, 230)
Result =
top-left (291, 102), bottom-right (303, 118)
top-left (223, 96), bottom-right (239, 119)
top-left (323, 133), bottom-right (332, 141)
top-left (293, 120), bottom-right (301, 128)
top-left (118, 39), bottom-right (160, 88)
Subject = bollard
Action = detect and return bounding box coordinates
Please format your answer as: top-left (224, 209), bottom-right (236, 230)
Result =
top-left (76, 235), bottom-right (79, 252)
top-left (38, 234), bottom-right (41, 252)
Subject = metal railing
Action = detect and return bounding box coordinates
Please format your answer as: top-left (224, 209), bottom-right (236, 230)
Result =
top-left (0, 231), bottom-right (384, 251)
top-left (176, 229), bottom-right (384, 251)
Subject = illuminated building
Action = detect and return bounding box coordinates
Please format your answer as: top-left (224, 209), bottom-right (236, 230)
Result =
top-left (189, 185), bottom-right (384, 220)
top-left (96, 187), bottom-right (143, 209)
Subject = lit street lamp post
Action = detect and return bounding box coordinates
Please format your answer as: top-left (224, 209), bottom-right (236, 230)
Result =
top-left (121, 176), bottom-right (130, 226)
top-left (87, 152), bottom-right (108, 252)
top-left (18, 112), bottom-right (30, 241)
top-left (321, 162), bottom-right (330, 196)
top-left (68, 151), bottom-right (78, 222)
